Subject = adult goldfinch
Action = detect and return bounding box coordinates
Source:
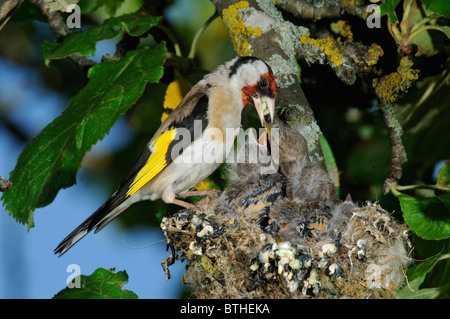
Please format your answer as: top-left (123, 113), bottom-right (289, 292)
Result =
top-left (54, 56), bottom-right (277, 256)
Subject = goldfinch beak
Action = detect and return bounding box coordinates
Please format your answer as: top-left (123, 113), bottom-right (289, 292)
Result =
top-left (252, 94), bottom-right (275, 126)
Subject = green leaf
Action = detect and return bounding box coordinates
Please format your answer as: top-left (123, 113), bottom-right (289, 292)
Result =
top-left (411, 26), bottom-right (448, 56)
top-left (1, 43), bottom-right (167, 229)
top-left (397, 254), bottom-right (450, 299)
top-left (42, 13), bottom-right (162, 66)
top-left (394, 71), bottom-right (450, 168)
top-left (434, 25), bottom-right (450, 38)
top-left (53, 268), bottom-right (138, 299)
top-left (436, 160), bottom-right (450, 189)
top-left (397, 278), bottom-right (449, 299)
top-left (320, 134), bottom-right (340, 197)
top-left (405, 2), bottom-right (449, 56)
top-left (394, 70), bottom-right (450, 135)
top-left (78, 0), bottom-right (126, 15)
top-left (420, 0), bottom-right (450, 19)
top-left (399, 193), bottom-right (450, 240)
top-left (380, 0), bottom-right (402, 24)
top-left (407, 253), bottom-right (450, 281)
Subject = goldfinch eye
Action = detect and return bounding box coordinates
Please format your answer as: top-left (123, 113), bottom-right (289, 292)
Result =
top-left (259, 78), bottom-right (268, 89)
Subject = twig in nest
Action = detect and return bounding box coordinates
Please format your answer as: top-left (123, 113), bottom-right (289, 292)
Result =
top-left (381, 103), bottom-right (408, 194)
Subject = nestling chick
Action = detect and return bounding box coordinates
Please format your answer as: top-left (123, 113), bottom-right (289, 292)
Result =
top-left (55, 56), bottom-right (278, 256)
top-left (264, 123), bottom-right (348, 244)
top-left (269, 196), bottom-right (354, 244)
top-left (287, 165), bottom-right (339, 209)
top-left (266, 123), bottom-right (338, 208)
top-left (212, 129), bottom-right (284, 232)
top-left (266, 123), bottom-right (310, 178)
top-left (225, 128), bottom-right (274, 183)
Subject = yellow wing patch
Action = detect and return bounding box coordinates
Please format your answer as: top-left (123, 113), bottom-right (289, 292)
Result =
top-left (126, 128), bottom-right (177, 197)
top-left (161, 80), bottom-right (185, 123)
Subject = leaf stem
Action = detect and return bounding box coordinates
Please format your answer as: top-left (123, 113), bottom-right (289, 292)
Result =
top-left (396, 184), bottom-right (450, 192)
top-left (410, 14), bottom-right (439, 35)
top-left (188, 11), bottom-right (219, 60)
top-left (157, 25), bottom-right (182, 57)
top-left (390, 184), bottom-right (402, 197)
top-left (166, 52), bottom-right (189, 71)
top-left (401, 0), bottom-right (415, 27)
top-left (387, 20), bottom-right (398, 42)
top-left (408, 25), bottom-right (450, 42)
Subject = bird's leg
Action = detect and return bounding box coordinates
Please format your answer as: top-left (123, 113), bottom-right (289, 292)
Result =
top-left (183, 189), bottom-right (217, 197)
top-left (184, 189), bottom-right (222, 206)
top-left (163, 186), bottom-right (202, 211)
top-left (172, 198), bottom-right (202, 212)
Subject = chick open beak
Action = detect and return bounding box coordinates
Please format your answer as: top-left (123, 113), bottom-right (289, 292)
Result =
top-left (251, 94), bottom-right (275, 126)
top-left (248, 128), bottom-right (269, 153)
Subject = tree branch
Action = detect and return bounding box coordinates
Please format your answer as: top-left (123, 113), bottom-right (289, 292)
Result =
top-left (0, 0), bottom-right (23, 30)
top-left (213, 0), bottom-right (326, 167)
top-left (274, 0), bottom-right (369, 21)
top-left (297, 35), bottom-right (384, 86)
top-left (213, 0), bottom-right (386, 168)
top-left (381, 103), bottom-right (408, 194)
top-left (29, 0), bottom-right (95, 70)
top-left (30, 0), bottom-right (70, 36)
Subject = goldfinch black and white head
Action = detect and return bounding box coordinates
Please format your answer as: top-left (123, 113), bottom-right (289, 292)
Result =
top-left (54, 56), bottom-right (277, 256)
top-left (230, 57), bottom-right (277, 126)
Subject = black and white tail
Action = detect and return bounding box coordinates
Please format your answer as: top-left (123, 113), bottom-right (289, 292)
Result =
top-left (54, 194), bottom-right (131, 256)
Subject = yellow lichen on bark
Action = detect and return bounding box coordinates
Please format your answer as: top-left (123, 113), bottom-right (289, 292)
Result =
top-left (366, 43), bottom-right (384, 67)
top-left (373, 57), bottom-right (419, 103)
top-left (331, 20), bottom-right (353, 41)
top-left (222, 1), bottom-right (262, 56)
top-left (300, 31), bottom-right (344, 67)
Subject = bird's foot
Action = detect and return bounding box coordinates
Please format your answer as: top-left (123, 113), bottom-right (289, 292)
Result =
top-left (172, 198), bottom-right (202, 212)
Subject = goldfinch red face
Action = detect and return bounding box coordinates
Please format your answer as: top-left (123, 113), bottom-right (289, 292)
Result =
top-left (228, 57), bottom-right (277, 126)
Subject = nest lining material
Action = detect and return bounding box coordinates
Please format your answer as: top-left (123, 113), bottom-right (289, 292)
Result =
top-left (161, 198), bottom-right (410, 299)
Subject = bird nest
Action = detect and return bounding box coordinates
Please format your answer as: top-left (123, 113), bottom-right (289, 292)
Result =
top-left (160, 124), bottom-right (411, 298)
top-left (161, 197), bottom-right (411, 299)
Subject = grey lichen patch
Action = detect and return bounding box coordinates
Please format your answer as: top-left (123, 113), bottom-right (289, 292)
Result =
top-left (241, 6), bottom-right (275, 34)
top-left (299, 118), bottom-right (322, 153)
top-left (273, 20), bottom-right (307, 62)
top-left (255, 0), bottom-right (285, 21)
top-left (268, 54), bottom-right (297, 88)
top-left (309, 152), bottom-right (324, 164)
top-left (255, 0), bottom-right (308, 85)
top-left (384, 106), bottom-right (404, 137)
top-left (303, 0), bottom-right (341, 8)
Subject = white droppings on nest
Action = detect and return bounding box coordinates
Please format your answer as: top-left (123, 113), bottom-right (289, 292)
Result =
top-left (161, 196), bottom-right (411, 299)
top-left (321, 243), bottom-right (337, 257)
